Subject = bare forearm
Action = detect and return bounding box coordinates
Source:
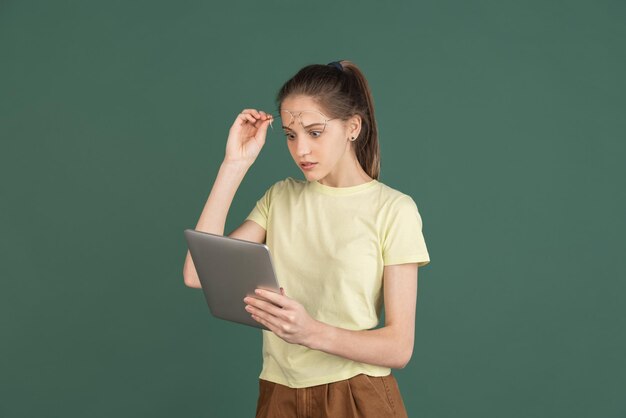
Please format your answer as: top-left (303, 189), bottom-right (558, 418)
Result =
top-left (307, 322), bottom-right (414, 369)
top-left (194, 159), bottom-right (250, 234)
top-left (183, 159), bottom-right (250, 286)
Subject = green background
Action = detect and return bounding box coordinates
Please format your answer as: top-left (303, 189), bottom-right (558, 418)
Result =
top-left (1, 1), bottom-right (624, 417)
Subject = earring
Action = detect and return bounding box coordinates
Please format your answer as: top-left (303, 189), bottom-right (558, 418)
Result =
top-left (349, 137), bottom-right (356, 141)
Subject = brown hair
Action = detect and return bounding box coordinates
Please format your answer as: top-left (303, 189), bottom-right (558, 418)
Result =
top-left (275, 60), bottom-right (381, 180)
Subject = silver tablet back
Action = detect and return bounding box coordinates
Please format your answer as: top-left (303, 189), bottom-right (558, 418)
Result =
top-left (184, 229), bottom-right (280, 331)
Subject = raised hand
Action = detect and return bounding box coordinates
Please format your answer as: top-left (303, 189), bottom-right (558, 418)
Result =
top-left (224, 108), bottom-right (274, 166)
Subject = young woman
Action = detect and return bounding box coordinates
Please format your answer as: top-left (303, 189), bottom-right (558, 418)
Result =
top-left (183, 60), bottom-right (430, 418)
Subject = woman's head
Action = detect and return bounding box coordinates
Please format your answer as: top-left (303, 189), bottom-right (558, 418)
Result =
top-left (275, 60), bottom-right (380, 182)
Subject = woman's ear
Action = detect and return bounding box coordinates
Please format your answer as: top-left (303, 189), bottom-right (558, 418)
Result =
top-left (348, 114), bottom-right (362, 139)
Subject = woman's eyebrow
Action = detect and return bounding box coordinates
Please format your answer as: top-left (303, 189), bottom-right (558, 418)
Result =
top-left (282, 123), bottom-right (324, 130)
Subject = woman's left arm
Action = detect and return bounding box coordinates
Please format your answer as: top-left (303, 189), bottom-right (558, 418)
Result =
top-left (244, 262), bottom-right (418, 369)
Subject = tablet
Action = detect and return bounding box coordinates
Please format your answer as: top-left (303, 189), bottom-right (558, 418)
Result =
top-left (184, 228), bottom-right (281, 331)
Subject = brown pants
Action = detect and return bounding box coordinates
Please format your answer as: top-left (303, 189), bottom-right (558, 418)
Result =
top-left (255, 373), bottom-right (409, 418)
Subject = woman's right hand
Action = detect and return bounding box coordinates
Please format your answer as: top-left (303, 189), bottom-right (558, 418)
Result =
top-left (224, 108), bottom-right (274, 166)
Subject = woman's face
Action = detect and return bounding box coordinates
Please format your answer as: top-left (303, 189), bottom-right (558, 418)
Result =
top-left (280, 95), bottom-right (359, 182)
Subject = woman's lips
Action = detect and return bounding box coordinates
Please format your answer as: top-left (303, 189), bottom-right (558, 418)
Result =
top-left (300, 162), bottom-right (317, 170)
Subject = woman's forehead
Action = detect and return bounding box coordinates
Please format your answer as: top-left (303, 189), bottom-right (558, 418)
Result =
top-left (280, 95), bottom-right (323, 112)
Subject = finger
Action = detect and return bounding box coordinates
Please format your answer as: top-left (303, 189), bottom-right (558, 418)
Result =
top-left (239, 113), bottom-right (256, 124)
top-left (250, 310), bottom-right (280, 332)
top-left (236, 112), bottom-right (255, 124)
top-left (246, 296), bottom-right (284, 317)
top-left (251, 315), bottom-right (279, 335)
top-left (251, 312), bottom-right (267, 326)
top-left (246, 303), bottom-right (279, 322)
top-left (242, 108), bottom-right (261, 119)
top-left (244, 293), bottom-right (275, 306)
top-left (259, 117), bottom-right (272, 131)
top-left (254, 288), bottom-right (290, 308)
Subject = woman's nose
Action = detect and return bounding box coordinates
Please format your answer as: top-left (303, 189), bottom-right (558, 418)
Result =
top-left (295, 137), bottom-right (311, 156)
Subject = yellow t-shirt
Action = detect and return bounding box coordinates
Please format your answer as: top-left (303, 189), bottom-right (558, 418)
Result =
top-left (245, 176), bottom-right (430, 388)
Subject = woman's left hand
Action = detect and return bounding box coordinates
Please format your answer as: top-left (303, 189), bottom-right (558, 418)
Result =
top-left (243, 288), bottom-right (322, 347)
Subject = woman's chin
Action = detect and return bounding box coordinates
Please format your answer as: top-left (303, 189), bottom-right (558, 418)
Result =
top-left (303, 172), bottom-right (314, 179)
top-left (301, 167), bottom-right (321, 179)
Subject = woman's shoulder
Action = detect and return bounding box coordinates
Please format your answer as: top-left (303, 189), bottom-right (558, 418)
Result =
top-left (265, 176), bottom-right (307, 196)
top-left (375, 180), bottom-right (417, 206)
top-left (283, 176), bottom-right (307, 186)
top-left (273, 176), bottom-right (306, 188)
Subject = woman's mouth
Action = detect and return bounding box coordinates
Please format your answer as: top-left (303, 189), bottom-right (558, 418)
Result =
top-left (300, 162), bottom-right (317, 170)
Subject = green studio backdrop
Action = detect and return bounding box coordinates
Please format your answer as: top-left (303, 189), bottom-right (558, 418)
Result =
top-left (1, 1), bottom-right (624, 417)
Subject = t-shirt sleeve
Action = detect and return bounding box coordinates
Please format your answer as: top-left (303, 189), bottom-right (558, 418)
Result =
top-left (382, 195), bottom-right (431, 267)
top-left (244, 182), bottom-right (275, 231)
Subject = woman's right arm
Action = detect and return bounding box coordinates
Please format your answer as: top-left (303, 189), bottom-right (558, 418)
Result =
top-left (182, 109), bottom-right (273, 288)
top-left (182, 160), bottom-right (249, 288)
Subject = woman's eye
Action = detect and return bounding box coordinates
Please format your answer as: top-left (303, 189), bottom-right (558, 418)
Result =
top-left (284, 131), bottom-right (321, 140)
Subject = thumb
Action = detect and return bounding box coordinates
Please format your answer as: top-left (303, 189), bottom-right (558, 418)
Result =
top-left (254, 119), bottom-right (272, 142)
